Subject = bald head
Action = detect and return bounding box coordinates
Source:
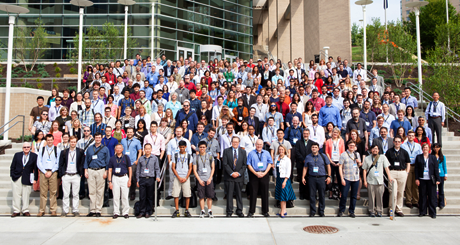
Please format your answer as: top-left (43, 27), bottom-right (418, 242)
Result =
top-left (22, 142), bottom-right (31, 154)
top-left (256, 139), bottom-right (264, 152)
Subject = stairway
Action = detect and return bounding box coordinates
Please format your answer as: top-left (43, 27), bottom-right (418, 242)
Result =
top-left (0, 126), bottom-right (459, 217)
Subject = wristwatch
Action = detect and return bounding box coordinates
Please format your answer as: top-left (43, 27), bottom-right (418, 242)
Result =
top-left (327, 175), bottom-right (331, 178)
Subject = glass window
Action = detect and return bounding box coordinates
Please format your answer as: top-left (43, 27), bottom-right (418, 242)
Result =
top-left (177, 20), bottom-right (193, 32)
top-left (177, 41), bottom-right (194, 49)
top-left (158, 0), bottom-right (177, 7)
top-left (210, 37), bottom-right (223, 47)
top-left (238, 34), bottom-right (250, 44)
top-left (195, 4), bottom-right (209, 15)
top-left (109, 4), bottom-right (125, 14)
top-left (87, 4), bottom-right (108, 14)
top-left (63, 4), bottom-right (80, 14)
top-left (224, 41), bottom-right (237, 51)
top-left (210, 17), bottom-right (224, 28)
top-left (131, 4), bottom-right (150, 14)
top-left (226, 31), bottom-right (238, 41)
top-left (108, 15), bottom-right (125, 25)
top-left (195, 0), bottom-right (209, 5)
top-left (86, 16), bottom-right (108, 26)
top-left (194, 24), bottom-right (209, 35)
top-left (157, 15), bottom-right (176, 29)
top-left (194, 34), bottom-right (209, 45)
top-left (210, 27), bottom-right (223, 38)
top-left (159, 27), bottom-right (176, 39)
top-left (194, 13), bottom-right (210, 25)
top-left (238, 6), bottom-right (251, 15)
top-left (63, 16), bottom-right (79, 26)
top-left (159, 4), bottom-right (176, 17)
top-left (18, 4), bottom-right (40, 14)
top-left (225, 2), bottom-right (238, 13)
top-left (158, 37), bottom-right (176, 50)
top-left (41, 4), bottom-right (63, 14)
top-left (210, 7), bottom-right (223, 18)
top-left (62, 27), bottom-right (79, 37)
top-left (40, 16), bottom-right (63, 26)
top-left (130, 15), bottom-right (151, 25)
top-left (210, 0), bottom-right (223, 8)
top-left (177, 30), bottom-right (193, 42)
top-left (177, 9), bottom-right (194, 22)
top-left (225, 21), bottom-right (238, 32)
top-left (239, 0), bottom-right (251, 7)
top-left (132, 26), bottom-right (149, 36)
top-left (178, 0), bottom-right (194, 10)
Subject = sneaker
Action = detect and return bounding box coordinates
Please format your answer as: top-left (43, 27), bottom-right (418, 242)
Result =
top-left (200, 211), bottom-right (206, 218)
top-left (61, 212), bottom-right (67, 217)
top-left (208, 211), bottom-right (214, 218)
top-left (369, 213), bottom-right (375, 218)
top-left (184, 209), bottom-right (192, 217)
top-left (73, 212), bottom-right (80, 217)
top-left (376, 213), bottom-right (382, 217)
top-left (172, 210), bottom-right (180, 218)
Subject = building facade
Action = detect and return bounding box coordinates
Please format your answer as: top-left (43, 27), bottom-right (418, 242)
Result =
top-left (0, 0), bottom-right (253, 62)
top-left (401, 0), bottom-right (460, 21)
top-left (253, 0), bottom-right (352, 63)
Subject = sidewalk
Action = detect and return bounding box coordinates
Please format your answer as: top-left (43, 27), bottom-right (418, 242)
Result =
top-left (1, 216), bottom-right (460, 245)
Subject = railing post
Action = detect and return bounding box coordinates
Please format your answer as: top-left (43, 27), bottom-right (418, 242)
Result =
top-left (22, 115), bottom-right (24, 143)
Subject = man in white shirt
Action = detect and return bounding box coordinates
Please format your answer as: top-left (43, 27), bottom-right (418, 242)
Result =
top-left (49, 96), bottom-right (63, 122)
top-left (308, 114), bottom-right (325, 149)
top-left (241, 125), bottom-right (258, 156)
top-left (369, 77), bottom-right (383, 96)
top-left (103, 108), bottom-right (116, 129)
top-left (353, 63), bottom-right (366, 83)
top-left (332, 88), bottom-right (344, 110)
top-left (379, 104), bottom-right (395, 129)
top-left (91, 91), bottom-right (105, 115)
top-left (328, 56), bottom-right (336, 68)
top-left (212, 96), bottom-right (224, 127)
top-left (284, 61), bottom-right (296, 79)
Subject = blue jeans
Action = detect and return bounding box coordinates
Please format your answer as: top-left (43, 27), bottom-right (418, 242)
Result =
top-left (339, 179), bottom-right (359, 214)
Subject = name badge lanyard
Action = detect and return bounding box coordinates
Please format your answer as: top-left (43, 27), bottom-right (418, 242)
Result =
top-left (382, 138), bottom-right (388, 152)
top-left (394, 150), bottom-right (401, 167)
top-left (251, 136), bottom-right (256, 147)
top-left (408, 142), bottom-right (415, 155)
top-left (433, 102), bottom-right (438, 115)
top-left (313, 125), bottom-right (318, 136)
top-left (23, 154), bottom-right (30, 168)
top-left (346, 151), bottom-right (358, 175)
top-left (179, 154), bottom-right (187, 168)
top-left (46, 147), bottom-right (54, 160)
top-left (70, 151), bottom-right (76, 164)
top-left (151, 134), bottom-right (158, 145)
top-left (270, 127), bottom-right (275, 137)
top-left (257, 152), bottom-right (263, 169)
top-left (199, 154), bottom-right (207, 171)
top-left (143, 156), bottom-right (151, 172)
top-left (333, 140), bottom-right (339, 152)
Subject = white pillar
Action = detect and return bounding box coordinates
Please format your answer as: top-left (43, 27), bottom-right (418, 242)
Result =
top-left (77, 7), bottom-right (83, 92)
top-left (446, 0), bottom-right (450, 50)
top-left (385, 6), bottom-right (388, 63)
top-left (323, 46), bottom-right (329, 60)
top-left (415, 8), bottom-right (423, 104)
top-left (363, 5), bottom-right (367, 73)
top-left (151, 2), bottom-right (155, 60)
top-left (124, 5), bottom-right (128, 60)
top-left (3, 15), bottom-right (15, 140)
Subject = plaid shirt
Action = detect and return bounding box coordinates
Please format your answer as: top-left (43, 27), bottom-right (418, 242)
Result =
top-left (339, 150), bottom-right (361, 181)
top-left (80, 108), bottom-right (94, 127)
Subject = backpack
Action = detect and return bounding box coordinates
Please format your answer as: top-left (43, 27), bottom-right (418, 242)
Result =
top-left (41, 146), bottom-right (58, 158)
top-left (133, 201), bottom-right (141, 216)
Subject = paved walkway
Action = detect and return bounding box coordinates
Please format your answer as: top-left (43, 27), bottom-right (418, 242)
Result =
top-left (1, 216), bottom-right (460, 245)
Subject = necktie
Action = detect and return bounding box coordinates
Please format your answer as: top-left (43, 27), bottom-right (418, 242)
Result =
top-left (233, 149), bottom-right (237, 170)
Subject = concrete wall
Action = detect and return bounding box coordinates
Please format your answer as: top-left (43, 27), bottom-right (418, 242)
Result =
top-left (0, 88), bottom-right (52, 140)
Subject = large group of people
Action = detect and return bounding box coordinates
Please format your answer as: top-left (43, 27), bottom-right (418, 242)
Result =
top-left (10, 54), bottom-right (448, 219)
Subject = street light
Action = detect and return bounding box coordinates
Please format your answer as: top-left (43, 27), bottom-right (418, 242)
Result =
top-left (406, 1), bottom-right (429, 105)
top-left (118, 0), bottom-right (136, 60)
top-left (355, 0), bottom-right (373, 75)
top-left (70, 0), bottom-right (93, 93)
top-left (0, 4), bottom-right (29, 141)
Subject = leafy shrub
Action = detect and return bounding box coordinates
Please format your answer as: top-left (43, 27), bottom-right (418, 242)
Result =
top-left (55, 67), bottom-right (61, 73)
top-left (69, 67), bottom-right (77, 74)
top-left (37, 82), bottom-right (44, 89)
top-left (53, 62), bottom-right (58, 67)
top-left (56, 73), bottom-right (61, 78)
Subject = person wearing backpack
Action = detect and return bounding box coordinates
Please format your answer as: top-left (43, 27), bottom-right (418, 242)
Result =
top-left (108, 144), bottom-right (132, 219)
top-left (302, 141), bottom-right (331, 217)
top-left (171, 140), bottom-right (193, 218)
top-left (363, 144), bottom-right (393, 217)
top-left (37, 134), bottom-right (61, 217)
top-left (84, 132), bottom-right (111, 217)
top-left (136, 143), bottom-right (161, 219)
top-left (193, 141), bottom-right (215, 218)
top-left (337, 140), bottom-right (362, 218)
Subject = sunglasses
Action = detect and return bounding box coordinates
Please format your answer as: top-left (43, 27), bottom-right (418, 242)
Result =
top-left (42, 114), bottom-right (48, 116)
top-left (270, 105), bottom-right (277, 107)
top-left (56, 99), bottom-right (62, 101)
top-left (84, 130), bottom-right (90, 132)
top-left (23, 146), bottom-right (30, 149)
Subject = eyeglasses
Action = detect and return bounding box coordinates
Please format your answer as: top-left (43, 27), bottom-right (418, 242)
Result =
top-left (84, 130), bottom-right (90, 132)
top-left (183, 105), bottom-right (190, 107)
top-left (270, 105), bottom-right (277, 107)
top-left (353, 88), bottom-right (358, 90)
top-left (56, 99), bottom-right (61, 101)
top-left (23, 146), bottom-right (30, 149)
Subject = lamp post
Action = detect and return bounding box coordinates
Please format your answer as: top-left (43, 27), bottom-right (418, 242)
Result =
top-left (118, 0), bottom-right (136, 60)
top-left (355, 0), bottom-right (373, 74)
top-left (0, 5), bottom-right (29, 141)
top-left (70, 0), bottom-right (93, 93)
top-left (406, 1), bottom-right (429, 105)
top-left (446, 0), bottom-right (450, 50)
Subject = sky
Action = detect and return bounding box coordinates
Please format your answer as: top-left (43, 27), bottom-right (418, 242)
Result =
top-left (350, 0), bottom-right (401, 27)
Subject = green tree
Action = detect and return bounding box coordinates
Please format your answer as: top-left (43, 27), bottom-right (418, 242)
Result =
top-left (406, 0), bottom-right (458, 58)
top-left (351, 22), bottom-right (360, 46)
top-left (386, 21), bottom-right (417, 87)
top-left (15, 19), bottom-right (49, 72)
top-left (425, 22), bottom-right (460, 112)
top-left (357, 18), bottom-right (387, 69)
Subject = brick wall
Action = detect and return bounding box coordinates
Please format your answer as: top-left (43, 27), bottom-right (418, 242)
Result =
top-left (0, 88), bottom-right (52, 140)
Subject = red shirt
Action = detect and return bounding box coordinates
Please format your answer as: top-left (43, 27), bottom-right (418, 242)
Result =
top-left (314, 78), bottom-right (323, 91)
top-left (276, 101), bottom-right (290, 118)
top-left (105, 73), bottom-right (116, 85)
top-left (185, 82), bottom-right (197, 92)
top-left (129, 92), bottom-right (140, 101)
top-left (309, 97), bottom-right (325, 111)
top-left (247, 63), bottom-right (255, 68)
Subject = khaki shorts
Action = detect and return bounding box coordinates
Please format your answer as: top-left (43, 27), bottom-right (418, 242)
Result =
top-left (172, 177), bottom-right (191, 198)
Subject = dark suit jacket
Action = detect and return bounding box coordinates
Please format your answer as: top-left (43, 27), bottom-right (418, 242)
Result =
top-left (163, 65), bottom-right (175, 77)
top-left (295, 138), bottom-right (314, 165)
top-left (242, 95), bottom-right (257, 109)
top-left (372, 137), bottom-right (394, 155)
top-left (414, 154), bottom-right (441, 182)
top-left (244, 116), bottom-right (260, 134)
top-left (10, 152), bottom-right (38, 185)
top-left (222, 147), bottom-right (247, 182)
top-left (58, 148), bottom-right (85, 178)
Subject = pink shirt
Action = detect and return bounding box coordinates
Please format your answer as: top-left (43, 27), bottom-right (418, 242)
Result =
top-left (143, 133), bottom-right (165, 156)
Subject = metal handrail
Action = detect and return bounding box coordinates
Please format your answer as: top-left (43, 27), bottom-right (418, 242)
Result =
top-left (0, 115), bottom-right (25, 142)
top-left (406, 82), bottom-right (460, 130)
